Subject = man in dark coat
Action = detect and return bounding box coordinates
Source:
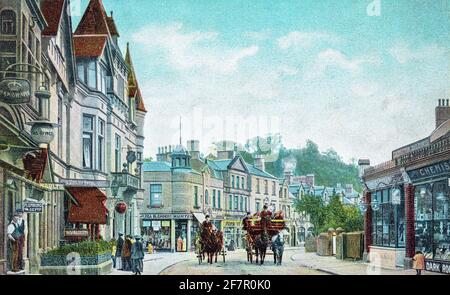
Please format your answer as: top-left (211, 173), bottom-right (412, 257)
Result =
top-left (131, 235), bottom-right (145, 275)
top-left (15, 210), bottom-right (25, 270)
top-left (116, 233), bottom-right (124, 270)
top-left (242, 212), bottom-right (251, 230)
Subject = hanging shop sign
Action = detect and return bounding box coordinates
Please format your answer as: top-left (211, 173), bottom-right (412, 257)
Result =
top-left (0, 78), bottom-right (31, 104)
top-left (391, 188), bottom-right (401, 205)
top-left (115, 202), bottom-right (127, 214)
top-left (407, 160), bottom-right (450, 181)
top-left (30, 121), bottom-right (57, 144)
top-left (23, 201), bottom-right (44, 213)
top-left (39, 183), bottom-right (65, 191)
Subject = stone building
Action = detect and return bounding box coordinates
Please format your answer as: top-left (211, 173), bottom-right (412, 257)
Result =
top-left (142, 140), bottom-right (281, 251)
top-left (67, 0), bottom-right (147, 241)
top-left (0, 0), bottom-right (147, 274)
top-left (359, 100), bottom-right (450, 273)
top-left (0, 0), bottom-right (69, 274)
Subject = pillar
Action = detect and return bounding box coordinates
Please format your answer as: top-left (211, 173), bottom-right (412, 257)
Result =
top-left (171, 219), bottom-right (176, 252)
top-left (363, 191), bottom-right (372, 261)
top-left (404, 183), bottom-right (415, 268)
top-left (187, 219), bottom-right (192, 252)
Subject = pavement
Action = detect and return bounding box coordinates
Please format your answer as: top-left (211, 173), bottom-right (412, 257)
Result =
top-left (290, 248), bottom-right (443, 275)
top-left (109, 247), bottom-right (445, 275)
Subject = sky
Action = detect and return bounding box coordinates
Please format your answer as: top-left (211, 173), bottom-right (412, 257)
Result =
top-left (71, 0), bottom-right (449, 165)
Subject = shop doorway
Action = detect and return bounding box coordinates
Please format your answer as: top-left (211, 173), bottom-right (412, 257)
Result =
top-left (175, 220), bottom-right (188, 252)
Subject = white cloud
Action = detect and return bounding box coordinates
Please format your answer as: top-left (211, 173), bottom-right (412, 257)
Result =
top-left (305, 49), bottom-right (381, 80)
top-left (132, 23), bottom-right (259, 74)
top-left (389, 43), bottom-right (446, 64)
top-left (244, 31), bottom-right (270, 42)
top-left (277, 31), bottom-right (339, 50)
top-left (350, 81), bottom-right (379, 97)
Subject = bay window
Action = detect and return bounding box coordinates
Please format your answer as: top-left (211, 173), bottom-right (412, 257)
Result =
top-left (87, 61), bottom-right (96, 89)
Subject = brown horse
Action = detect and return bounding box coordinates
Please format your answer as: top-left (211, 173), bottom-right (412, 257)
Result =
top-left (201, 228), bottom-right (224, 264)
top-left (254, 231), bottom-right (270, 265)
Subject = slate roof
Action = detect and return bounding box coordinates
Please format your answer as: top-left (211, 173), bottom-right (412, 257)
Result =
top-left (41, 0), bottom-right (65, 36)
top-left (207, 158), bottom-right (278, 180)
top-left (142, 161), bottom-right (172, 172)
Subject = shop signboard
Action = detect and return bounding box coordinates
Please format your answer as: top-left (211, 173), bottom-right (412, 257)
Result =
top-left (40, 183), bottom-right (65, 191)
top-left (23, 201), bottom-right (43, 213)
top-left (59, 178), bottom-right (110, 188)
top-left (407, 160), bottom-right (450, 181)
top-left (140, 213), bottom-right (192, 220)
top-left (425, 260), bottom-right (450, 274)
top-left (0, 78), bottom-right (31, 104)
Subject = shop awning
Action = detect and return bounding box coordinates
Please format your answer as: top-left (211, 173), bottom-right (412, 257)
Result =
top-left (193, 212), bottom-right (206, 224)
top-left (67, 187), bottom-right (108, 224)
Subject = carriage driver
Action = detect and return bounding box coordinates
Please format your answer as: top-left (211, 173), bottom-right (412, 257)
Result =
top-left (202, 215), bottom-right (213, 233)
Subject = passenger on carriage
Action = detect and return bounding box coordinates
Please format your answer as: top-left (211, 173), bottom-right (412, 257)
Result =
top-left (260, 205), bottom-right (272, 230)
top-left (242, 212), bottom-right (252, 230)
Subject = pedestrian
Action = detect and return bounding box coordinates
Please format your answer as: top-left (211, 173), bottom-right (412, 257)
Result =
top-left (131, 235), bottom-right (145, 275)
top-left (15, 210), bottom-right (25, 270)
top-left (413, 251), bottom-right (425, 275)
top-left (111, 244), bottom-right (117, 268)
top-left (122, 235), bottom-right (132, 271)
top-left (7, 213), bottom-right (22, 272)
top-left (116, 233), bottom-right (124, 270)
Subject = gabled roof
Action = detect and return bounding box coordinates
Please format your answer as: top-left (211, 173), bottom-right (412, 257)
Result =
top-left (106, 15), bottom-right (119, 36)
top-left (41, 0), bottom-right (65, 36)
top-left (74, 0), bottom-right (111, 36)
top-left (125, 43), bottom-right (147, 112)
top-left (73, 35), bottom-right (107, 57)
top-left (207, 156), bottom-right (278, 179)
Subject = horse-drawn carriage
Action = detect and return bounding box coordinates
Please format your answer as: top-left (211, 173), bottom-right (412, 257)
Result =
top-left (195, 222), bottom-right (226, 264)
top-left (244, 211), bottom-right (286, 265)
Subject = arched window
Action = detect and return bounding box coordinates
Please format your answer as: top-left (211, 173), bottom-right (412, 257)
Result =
top-left (1, 10), bottom-right (16, 35)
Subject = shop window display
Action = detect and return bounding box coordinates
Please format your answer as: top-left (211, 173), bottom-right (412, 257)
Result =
top-left (141, 220), bottom-right (171, 251)
top-left (371, 188), bottom-right (405, 248)
top-left (415, 181), bottom-right (449, 261)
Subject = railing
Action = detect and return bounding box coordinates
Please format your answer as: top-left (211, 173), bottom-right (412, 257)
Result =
top-left (396, 135), bottom-right (450, 166)
top-left (110, 172), bottom-right (140, 190)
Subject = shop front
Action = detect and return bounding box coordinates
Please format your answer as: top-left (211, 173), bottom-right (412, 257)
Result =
top-left (407, 160), bottom-right (450, 274)
top-left (223, 219), bottom-right (244, 250)
top-left (141, 213), bottom-right (193, 252)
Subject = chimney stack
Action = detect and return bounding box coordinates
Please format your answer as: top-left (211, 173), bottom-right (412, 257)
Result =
top-left (358, 159), bottom-right (370, 178)
top-left (217, 141), bottom-right (236, 160)
top-left (284, 169), bottom-right (293, 185)
top-left (436, 99), bottom-right (450, 128)
top-left (253, 154), bottom-right (265, 171)
top-left (187, 140), bottom-right (200, 159)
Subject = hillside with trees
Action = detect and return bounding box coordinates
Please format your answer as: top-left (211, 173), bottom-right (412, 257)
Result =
top-left (214, 134), bottom-right (362, 191)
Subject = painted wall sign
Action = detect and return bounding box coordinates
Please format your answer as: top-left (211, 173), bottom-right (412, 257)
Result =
top-left (407, 160), bottom-right (450, 181)
top-left (23, 201), bottom-right (43, 213)
top-left (140, 213), bottom-right (192, 220)
top-left (59, 178), bottom-right (110, 188)
top-left (425, 260), bottom-right (450, 274)
top-left (0, 78), bottom-right (31, 104)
